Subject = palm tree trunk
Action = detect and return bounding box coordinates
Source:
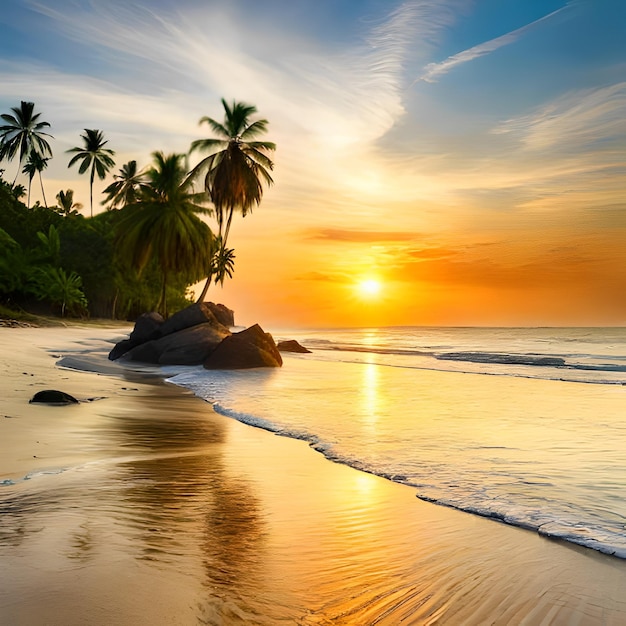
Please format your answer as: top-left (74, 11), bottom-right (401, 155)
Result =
top-left (223, 209), bottom-right (234, 248)
top-left (89, 167), bottom-right (95, 218)
top-left (159, 269), bottom-right (168, 318)
top-left (27, 180), bottom-right (31, 209)
top-left (38, 172), bottom-right (48, 208)
top-left (196, 275), bottom-right (212, 303)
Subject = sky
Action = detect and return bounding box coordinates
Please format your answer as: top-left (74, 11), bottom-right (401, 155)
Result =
top-left (1, 0), bottom-right (625, 328)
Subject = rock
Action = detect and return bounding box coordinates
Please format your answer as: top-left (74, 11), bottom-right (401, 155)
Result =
top-left (205, 302), bottom-right (235, 327)
top-left (122, 340), bottom-right (162, 364)
top-left (123, 323), bottom-right (231, 365)
top-left (30, 390), bottom-right (79, 405)
top-left (158, 302), bottom-right (225, 338)
top-left (277, 339), bottom-right (311, 353)
top-left (108, 338), bottom-right (135, 361)
top-left (130, 311), bottom-right (164, 343)
top-left (109, 303), bottom-right (233, 362)
top-left (204, 324), bottom-right (283, 369)
top-left (109, 312), bottom-right (164, 361)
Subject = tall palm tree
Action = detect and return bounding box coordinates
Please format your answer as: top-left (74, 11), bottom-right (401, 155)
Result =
top-left (22, 149), bottom-right (50, 208)
top-left (102, 159), bottom-right (150, 209)
top-left (0, 101), bottom-right (53, 183)
top-left (188, 98), bottom-right (275, 302)
top-left (56, 189), bottom-right (83, 216)
top-left (115, 151), bottom-right (214, 317)
top-left (67, 129), bottom-right (115, 217)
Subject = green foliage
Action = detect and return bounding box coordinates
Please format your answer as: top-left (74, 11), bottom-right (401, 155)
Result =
top-left (115, 151), bottom-right (214, 317)
top-left (29, 266), bottom-right (88, 317)
top-left (67, 129), bottom-right (115, 217)
top-left (188, 98), bottom-right (275, 301)
top-left (0, 101), bottom-right (53, 183)
top-left (102, 160), bottom-right (149, 209)
top-left (55, 189), bottom-right (82, 216)
top-left (1, 96), bottom-right (271, 320)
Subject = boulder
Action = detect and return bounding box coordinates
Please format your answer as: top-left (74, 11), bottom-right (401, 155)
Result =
top-left (204, 324), bottom-right (282, 369)
top-left (277, 339), bottom-right (311, 353)
top-left (109, 303), bottom-right (232, 362)
top-left (108, 312), bottom-right (164, 361)
top-left (130, 311), bottom-right (164, 343)
top-left (108, 338), bottom-right (135, 361)
top-left (158, 302), bottom-right (227, 338)
top-left (205, 302), bottom-right (235, 327)
top-left (30, 390), bottom-right (79, 405)
top-left (124, 323), bottom-right (231, 365)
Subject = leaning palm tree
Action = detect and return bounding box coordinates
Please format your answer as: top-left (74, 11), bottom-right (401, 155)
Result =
top-left (188, 98), bottom-right (275, 302)
top-left (22, 149), bottom-right (50, 208)
top-left (0, 101), bottom-right (53, 183)
top-left (115, 151), bottom-right (214, 317)
top-left (102, 159), bottom-right (150, 209)
top-left (67, 129), bottom-right (115, 217)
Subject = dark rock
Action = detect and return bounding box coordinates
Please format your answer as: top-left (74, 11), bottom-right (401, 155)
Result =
top-left (205, 302), bottom-right (235, 327)
top-left (108, 338), bottom-right (135, 361)
top-left (204, 324), bottom-right (282, 370)
top-left (277, 339), bottom-right (311, 353)
top-left (158, 323), bottom-right (231, 365)
top-left (157, 302), bottom-right (231, 338)
top-left (130, 311), bottom-right (164, 343)
top-left (30, 390), bottom-right (79, 405)
top-left (122, 339), bottom-right (162, 364)
top-left (124, 323), bottom-right (230, 365)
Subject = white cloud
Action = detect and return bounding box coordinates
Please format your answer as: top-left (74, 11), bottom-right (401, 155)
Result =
top-left (419, 3), bottom-right (571, 83)
top-left (493, 82), bottom-right (626, 152)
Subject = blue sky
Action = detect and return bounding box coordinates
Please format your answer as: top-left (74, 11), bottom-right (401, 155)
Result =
top-left (1, 0), bottom-right (625, 326)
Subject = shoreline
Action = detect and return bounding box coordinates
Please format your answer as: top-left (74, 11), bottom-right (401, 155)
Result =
top-left (2, 326), bottom-right (626, 624)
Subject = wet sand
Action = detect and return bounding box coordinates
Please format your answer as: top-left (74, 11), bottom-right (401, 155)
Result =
top-left (2, 327), bottom-right (626, 625)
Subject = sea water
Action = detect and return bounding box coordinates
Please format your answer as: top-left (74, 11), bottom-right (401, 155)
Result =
top-left (165, 327), bottom-right (626, 558)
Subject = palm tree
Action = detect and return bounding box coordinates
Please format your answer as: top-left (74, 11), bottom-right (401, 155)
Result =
top-left (0, 101), bottom-right (53, 184)
top-left (56, 189), bottom-right (83, 216)
top-left (213, 240), bottom-right (236, 288)
top-left (67, 129), bottom-right (115, 217)
top-left (188, 98), bottom-right (275, 302)
top-left (102, 159), bottom-right (150, 209)
top-left (115, 151), bottom-right (214, 317)
top-left (22, 149), bottom-right (50, 208)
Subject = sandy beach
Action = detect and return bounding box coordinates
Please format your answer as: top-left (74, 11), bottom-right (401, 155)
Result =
top-left (2, 326), bottom-right (626, 625)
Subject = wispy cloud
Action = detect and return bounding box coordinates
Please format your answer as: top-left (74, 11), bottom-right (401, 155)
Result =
top-left (493, 82), bottom-right (626, 152)
top-left (305, 228), bottom-right (422, 243)
top-left (419, 3), bottom-right (572, 83)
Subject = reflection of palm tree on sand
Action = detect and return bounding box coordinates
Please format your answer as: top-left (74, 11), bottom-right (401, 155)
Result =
top-left (189, 99), bottom-right (275, 302)
top-left (67, 129), bottom-right (116, 217)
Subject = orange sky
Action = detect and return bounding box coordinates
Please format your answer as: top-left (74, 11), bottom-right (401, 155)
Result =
top-left (2, 1), bottom-right (625, 327)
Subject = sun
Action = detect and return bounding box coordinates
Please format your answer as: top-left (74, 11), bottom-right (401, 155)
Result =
top-left (356, 279), bottom-right (382, 298)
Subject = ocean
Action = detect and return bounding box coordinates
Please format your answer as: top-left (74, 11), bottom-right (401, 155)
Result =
top-left (164, 326), bottom-right (626, 558)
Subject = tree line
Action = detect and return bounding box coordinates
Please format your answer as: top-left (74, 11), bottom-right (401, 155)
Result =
top-left (0, 99), bottom-right (275, 319)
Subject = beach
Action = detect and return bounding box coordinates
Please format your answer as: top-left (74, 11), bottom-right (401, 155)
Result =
top-left (2, 326), bottom-right (626, 625)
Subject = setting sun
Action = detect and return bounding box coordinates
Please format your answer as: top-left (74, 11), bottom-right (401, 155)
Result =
top-left (357, 279), bottom-right (382, 298)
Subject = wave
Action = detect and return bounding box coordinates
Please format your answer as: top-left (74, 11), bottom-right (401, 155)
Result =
top-left (299, 341), bottom-right (626, 384)
top-left (171, 384), bottom-right (626, 561)
top-left (436, 352), bottom-right (566, 367)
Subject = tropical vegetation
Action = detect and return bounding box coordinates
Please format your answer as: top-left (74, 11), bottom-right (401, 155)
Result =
top-left (67, 129), bottom-right (116, 217)
top-left (0, 101), bottom-right (53, 183)
top-left (0, 97), bottom-right (276, 320)
top-left (188, 98), bottom-right (275, 301)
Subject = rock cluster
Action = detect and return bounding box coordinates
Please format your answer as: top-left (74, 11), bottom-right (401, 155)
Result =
top-left (109, 302), bottom-right (282, 369)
